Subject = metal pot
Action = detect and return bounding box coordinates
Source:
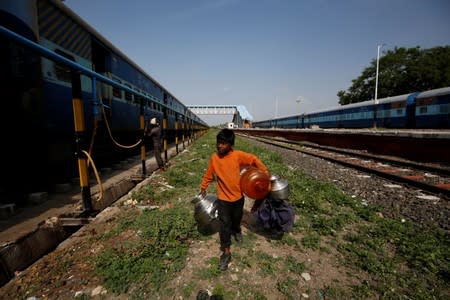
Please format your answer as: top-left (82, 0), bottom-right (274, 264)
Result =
top-left (269, 175), bottom-right (290, 201)
top-left (240, 166), bottom-right (271, 200)
top-left (191, 193), bottom-right (220, 234)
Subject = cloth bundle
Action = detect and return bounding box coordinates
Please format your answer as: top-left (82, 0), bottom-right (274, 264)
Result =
top-left (256, 198), bottom-right (295, 235)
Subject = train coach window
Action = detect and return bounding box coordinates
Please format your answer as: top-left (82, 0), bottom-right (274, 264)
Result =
top-left (419, 106), bottom-right (428, 114)
top-left (112, 87), bottom-right (121, 98)
top-left (124, 84), bottom-right (132, 101)
top-left (134, 95), bottom-right (142, 104)
top-left (112, 79), bottom-right (122, 98)
top-left (54, 49), bottom-right (75, 83)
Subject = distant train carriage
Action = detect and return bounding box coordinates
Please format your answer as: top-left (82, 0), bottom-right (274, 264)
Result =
top-left (376, 95), bottom-right (409, 128)
top-left (253, 87), bottom-right (450, 130)
top-left (276, 115), bottom-right (302, 128)
top-left (414, 88), bottom-right (450, 128)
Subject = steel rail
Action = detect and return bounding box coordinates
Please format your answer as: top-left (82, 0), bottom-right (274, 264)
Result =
top-left (239, 134), bottom-right (450, 198)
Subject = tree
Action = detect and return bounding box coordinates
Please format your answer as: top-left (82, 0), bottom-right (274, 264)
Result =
top-left (337, 46), bottom-right (450, 105)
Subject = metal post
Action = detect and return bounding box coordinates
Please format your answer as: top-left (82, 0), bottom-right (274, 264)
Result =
top-left (375, 44), bottom-right (383, 105)
top-left (139, 99), bottom-right (146, 176)
top-left (72, 71), bottom-right (92, 214)
top-left (374, 44), bottom-right (384, 128)
top-left (275, 97), bottom-right (278, 119)
top-left (175, 119), bottom-right (179, 154)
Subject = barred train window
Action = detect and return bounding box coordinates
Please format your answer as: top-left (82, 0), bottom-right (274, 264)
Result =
top-left (124, 84), bottom-right (132, 101)
top-left (54, 49), bottom-right (74, 83)
top-left (112, 79), bottom-right (122, 98)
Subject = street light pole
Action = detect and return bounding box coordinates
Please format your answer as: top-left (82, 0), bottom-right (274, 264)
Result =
top-left (296, 97), bottom-right (302, 129)
top-left (374, 44), bottom-right (384, 105)
top-left (275, 96), bottom-right (278, 119)
top-left (374, 44), bottom-right (384, 128)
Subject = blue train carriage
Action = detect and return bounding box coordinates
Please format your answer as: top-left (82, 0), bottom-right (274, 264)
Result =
top-left (369, 93), bottom-right (412, 128)
top-left (251, 87), bottom-right (449, 130)
top-left (375, 94), bottom-right (410, 128)
top-left (303, 105), bottom-right (344, 128)
top-left (40, 0), bottom-right (187, 164)
top-left (302, 93), bottom-right (409, 129)
top-left (254, 118), bottom-right (280, 129)
top-left (49, 2), bottom-right (201, 139)
top-left (274, 114), bottom-right (302, 129)
top-left (413, 87), bottom-right (450, 129)
top-left (1, 0), bottom-right (207, 188)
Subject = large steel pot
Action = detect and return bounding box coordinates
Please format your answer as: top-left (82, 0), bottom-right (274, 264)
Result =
top-left (191, 193), bottom-right (220, 234)
top-left (269, 175), bottom-right (290, 201)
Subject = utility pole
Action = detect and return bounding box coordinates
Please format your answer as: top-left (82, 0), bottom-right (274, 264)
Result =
top-left (374, 44), bottom-right (384, 128)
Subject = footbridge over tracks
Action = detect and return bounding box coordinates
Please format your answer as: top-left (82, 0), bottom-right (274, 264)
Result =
top-left (187, 105), bottom-right (252, 128)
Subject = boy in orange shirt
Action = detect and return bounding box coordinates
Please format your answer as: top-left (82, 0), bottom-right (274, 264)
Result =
top-left (200, 128), bottom-right (269, 271)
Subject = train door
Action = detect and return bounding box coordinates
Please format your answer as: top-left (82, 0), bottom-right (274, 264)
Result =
top-left (298, 114), bottom-right (304, 129)
top-left (338, 109), bottom-right (343, 128)
top-left (406, 93), bottom-right (418, 128)
top-left (92, 37), bottom-right (112, 110)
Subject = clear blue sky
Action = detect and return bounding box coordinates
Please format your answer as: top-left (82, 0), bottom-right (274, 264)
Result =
top-left (63, 0), bottom-right (449, 125)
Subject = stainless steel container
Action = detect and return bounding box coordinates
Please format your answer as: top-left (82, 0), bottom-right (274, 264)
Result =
top-left (191, 193), bottom-right (220, 234)
top-left (269, 175), bottom-right (290, 201)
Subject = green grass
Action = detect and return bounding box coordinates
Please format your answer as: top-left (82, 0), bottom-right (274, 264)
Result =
top-left (94, 204), bottom-right (200, 294)
top-left (91, 129), bottom-right (450, 299)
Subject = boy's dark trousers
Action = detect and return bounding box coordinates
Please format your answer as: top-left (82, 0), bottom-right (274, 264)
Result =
top-left (217, 197), bottom-right (245, 251)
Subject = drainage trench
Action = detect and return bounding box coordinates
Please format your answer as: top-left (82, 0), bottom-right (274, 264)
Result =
top-left (0, 169), bottom-right (144, 287)
top-left (0, 218), bottom-right (85, 286)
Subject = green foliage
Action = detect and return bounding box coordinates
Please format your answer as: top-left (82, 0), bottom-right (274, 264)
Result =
top-left (301, 232), bottom-right (321, 250)
top-left (254, 251), bottom-right (280, 276)
top-left (351, 281), bottom-right (372, 299)
top-left (276, 277), bottom-right (298, 298)
top-left (194, 257), bottom-right (222, 279)
top-left (279, 234), bottom-right (298, 246)
top-left (91, 129), bottom-right (449, 299)
top-left (338, 217), bottom-right (450, 298)
top-left (338, 46), bottom-right (450, 104)
top-left (181, 283), bottom-right (196, 299)
top-left (318, 285), bottom-right (351, 299)
top-left (212, 283), bottom-right (236, 299)
top-left (284, 255), bottom-right (306, 275)
top-left (94, 204), bottom-right (199, 294)
top-left (100, 212), bottom-right (136, 239)
top-left (246, 290), bottom-right (267, 300)
top-left (234, 251), bottom-right (253, 268)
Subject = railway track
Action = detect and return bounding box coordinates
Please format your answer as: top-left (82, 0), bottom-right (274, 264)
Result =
top-left (239, 133), bottom-right (450, 199)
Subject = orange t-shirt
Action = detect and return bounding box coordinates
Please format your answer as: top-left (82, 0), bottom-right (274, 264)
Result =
top-left (200, 149), bottom-right (269, 202)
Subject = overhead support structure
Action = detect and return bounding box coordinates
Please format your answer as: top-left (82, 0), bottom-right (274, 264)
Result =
top-left (187, 105), bottom-right (253, 128)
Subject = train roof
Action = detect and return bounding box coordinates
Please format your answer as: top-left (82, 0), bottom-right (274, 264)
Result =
top-left (415, 86), bottom-right (450, 98)
top-left (306, 93), bottom-right (411, 115)
top-left (254, 93), bottom-right (410, 122)
top-left (313, 86), bottom-right (450, 114)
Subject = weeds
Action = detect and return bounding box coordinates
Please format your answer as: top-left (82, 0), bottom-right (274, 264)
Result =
top-left (91, 129), bottom-right (449, 299)
top-left (94, 204), bottom-right (199, 294)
